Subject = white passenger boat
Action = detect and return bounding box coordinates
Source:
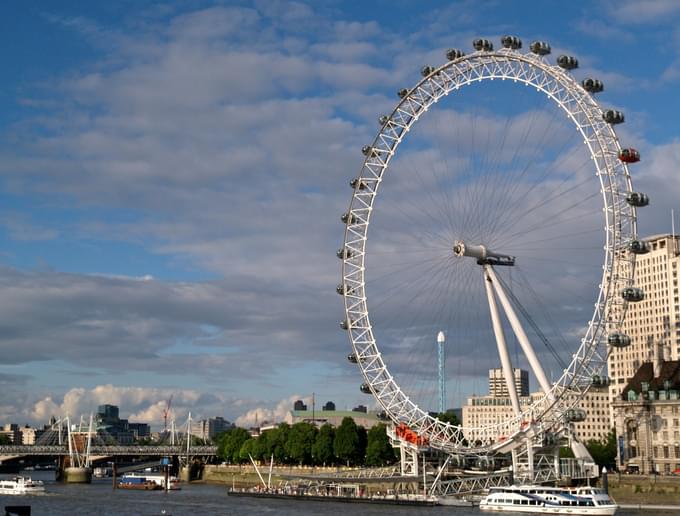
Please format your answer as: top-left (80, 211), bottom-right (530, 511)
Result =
top-left (0, 476), bottom-right (46, 495)
top-left (480, 485), bottom-right (617, 515)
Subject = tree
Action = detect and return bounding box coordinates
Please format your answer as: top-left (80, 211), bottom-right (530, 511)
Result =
top-left (437, 410), bottom-right (459, 426)
top-left (239, 438), bottom-right (258, 463)
top-left (312, 424), bottom-right (335, 466)
top-left (365, 423), bottom-right (396, 466)
top-left (334, 417), bottom-right (361, 466)
top-left (270, 423), bottom-right (291, 463)
top-left (586, 429), bottom-right (617, 470)
top-left (285, 422), bottom-right (317, 465)
top-left (0, 434), bottom-right (11, 445)
top-left (217, 427), bottom-right (251, 463)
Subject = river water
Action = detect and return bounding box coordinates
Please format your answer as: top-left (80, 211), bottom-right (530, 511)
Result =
top-left (0, 470), bottom-right (670, 515)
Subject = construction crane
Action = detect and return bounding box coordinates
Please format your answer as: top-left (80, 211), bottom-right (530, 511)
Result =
top-left (162, 394), bottom-right (174, 433)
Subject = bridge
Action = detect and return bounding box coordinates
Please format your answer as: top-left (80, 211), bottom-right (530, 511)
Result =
top-left (0, 445), bottom-right (217, 461)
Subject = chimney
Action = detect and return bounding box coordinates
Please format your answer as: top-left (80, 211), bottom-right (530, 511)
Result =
top-left (653, 341), bottom-right (663, 378)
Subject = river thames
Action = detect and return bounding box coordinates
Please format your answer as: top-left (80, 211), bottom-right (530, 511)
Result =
top-left (0, 471), bottom-right (674, 515)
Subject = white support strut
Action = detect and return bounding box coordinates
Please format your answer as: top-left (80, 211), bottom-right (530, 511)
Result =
top-left (485, 265), bottom-right (554, 399)
top-left (483, 266), bottom-right (521, 416)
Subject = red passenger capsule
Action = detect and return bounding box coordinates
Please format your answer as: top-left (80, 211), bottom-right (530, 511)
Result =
top-left (618, 148), bottom-right (640, 163)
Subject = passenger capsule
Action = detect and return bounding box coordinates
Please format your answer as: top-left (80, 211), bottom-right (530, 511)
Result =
top-left (582, 78), bottom-right (604, 93)
top-left (592, 375), bottom-right (611, 387)
top-left (421, 65), bottom-right (435, 77)
top-left (473, 38), bottom-right (493, 51)
top-left (336, 284), bottom-right (354, 296)
top-left (361, 145), bottom-right (376, 157)
top-left (398, 88), bottom-right (409, 98)
top-left (565, 408), bottom-right (587, 423)
top-left (603, 110), bottom-right (625, 124)
top-left (557, 55), bottom-right (578, 70)
top-left (379, 115), bottom-right (389, 126)
top-left (621, 287), bottom-right (644, 302)
top-left (337, 248), bottom-right (353, 259)
top-left (377, 410), bottom-right (389, 421)
top-left (350, 178), bottom-right (368, 190)
top-left (340, 319), bottom-right (351, 330)
top-left (629, 240), bottom-right (650, 255)
top-left (347, 353), bottom-right (358, 363)
top-left (618, 148), bottom-right (640, 163)
top-left (530, 41), bottom-right (551, 55)
top-left (626, 192), bottom-right (649, 207)
top-left (446, 48), bottom-right (465, 61)
top-left (341, 212), bottom-right (356, 224)
top-left (360, 383), bottom-right (372, 394)
top-left (608, 332), bottom-right (632, 348)
top-left (501, 35), bottom-right (522, 49)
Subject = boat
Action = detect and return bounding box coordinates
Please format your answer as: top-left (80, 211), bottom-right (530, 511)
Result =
top-left (480, 485), bottom-right (618, 515)
top-left (117, 475), bottom-right (162, 491)
top-left (118, 473), bottom-right (180, 490)
top-left (0, 476), bottom-right (46, 495)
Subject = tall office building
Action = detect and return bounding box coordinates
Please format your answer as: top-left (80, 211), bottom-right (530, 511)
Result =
top-left (608, 234), bottom-right (680, 405)
top-left (488, 368), bottom-right (529, 398)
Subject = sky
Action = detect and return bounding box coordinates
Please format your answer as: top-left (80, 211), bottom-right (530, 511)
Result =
top-left (1, 0), bottom-right (680, 430)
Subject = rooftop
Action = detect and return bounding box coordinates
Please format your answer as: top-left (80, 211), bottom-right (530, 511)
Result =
top-left (620, 360), bottom-right (680, 399)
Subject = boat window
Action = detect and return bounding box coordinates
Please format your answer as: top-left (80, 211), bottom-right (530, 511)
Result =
top-left (513, 500), bottom-right (520, 504)
top-left (521, 500), bottom-right (528, 505)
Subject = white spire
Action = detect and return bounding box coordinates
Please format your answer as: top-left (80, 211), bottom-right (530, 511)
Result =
top-left (437, 331), bottom-right (445, 344)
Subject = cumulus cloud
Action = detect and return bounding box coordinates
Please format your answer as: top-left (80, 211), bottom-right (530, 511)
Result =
top-left (235, 394), bottom-right (309, 427)
top-left (1, 1), bottom-right (678, 421)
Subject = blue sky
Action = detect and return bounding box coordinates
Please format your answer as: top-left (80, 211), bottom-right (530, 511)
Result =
top-left (1, 0), bottom-right (680, 428)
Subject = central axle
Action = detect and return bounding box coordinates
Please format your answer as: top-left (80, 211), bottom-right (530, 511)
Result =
top-left (453, 241), bottom-right (515, 266)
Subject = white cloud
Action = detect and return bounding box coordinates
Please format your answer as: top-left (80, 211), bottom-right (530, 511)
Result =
top-left (235, 394), bottom-right (308, 427)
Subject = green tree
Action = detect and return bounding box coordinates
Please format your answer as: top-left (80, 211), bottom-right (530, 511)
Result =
top-left (260, 423), bottom-right (290, 464)
top-left (238, 438), bottom-right (258, 463)
top-left (217, 427), bottom-right (251, 463)
top-left (285, 422), bottom-right (317, 465)
top-left (437, 410), bottom-right (459, 426)
top-left (312, 424), bottom-right (335, 466)
top-left (0, 434), bottom-right (11, 445)
top-left (334, 417), bottom-right (361, 466)
top-left (365, 423), bottom-right (396, 466)
top-left (586, 429), bottom-right (617, 470)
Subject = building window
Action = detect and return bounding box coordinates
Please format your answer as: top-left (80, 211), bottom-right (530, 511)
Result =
top-left (664, 446), bottom-right (670, 459)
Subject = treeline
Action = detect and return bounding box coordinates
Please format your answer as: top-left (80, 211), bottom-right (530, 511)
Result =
top-left (216, 418), bottom-right (396, 467)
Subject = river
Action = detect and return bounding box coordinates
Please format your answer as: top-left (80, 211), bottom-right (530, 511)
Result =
top-left (0, 470), bottom-right (673, 515)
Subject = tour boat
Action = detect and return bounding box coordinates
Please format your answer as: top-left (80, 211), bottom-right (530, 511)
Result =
top-left (480, 485), bottom-right (617, 515)
top-left (0, 476), bottom-right (46, 495)
top-left (119, 472), bottom-right (181, 490)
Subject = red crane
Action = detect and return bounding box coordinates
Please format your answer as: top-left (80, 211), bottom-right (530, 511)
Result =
top-left (162, 394), bottom-right (174, 433)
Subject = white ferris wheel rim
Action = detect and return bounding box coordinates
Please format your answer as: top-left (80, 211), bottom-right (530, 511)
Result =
top-left (340, 44), bottom-right (638, 454)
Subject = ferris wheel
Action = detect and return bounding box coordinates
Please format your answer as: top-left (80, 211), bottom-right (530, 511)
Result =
top-left (338, 36), bottom-right (648, 455)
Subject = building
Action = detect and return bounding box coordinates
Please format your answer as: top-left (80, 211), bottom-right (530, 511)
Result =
top-left (95, 404), bottom-right (149, 444)
top-left (0, 424), bottom-right (21, 444)
top-left (489, 368), bottom-right (529, 397)
top-left (190, 417), bottom-right (232, 441)
top-left (19, 426), bottom-right (45, 445)
top-left (322, 401), bottom-right (336, 411)
top-left (608, 234), bottom-right (680, 407)
top-left (462, 369), bottom-right (610, 444)
top-left (293, 400), bottom-right (307, 411)
top-left (612, 356), bottom-right (680, 475)
top-left (290, 402), bottom-right (381, 429)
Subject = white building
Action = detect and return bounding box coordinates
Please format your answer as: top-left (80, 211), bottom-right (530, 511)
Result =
top-left (608, 234), bottom-right (680, 407)
top-left (463, 369), bottom-right (610, 444)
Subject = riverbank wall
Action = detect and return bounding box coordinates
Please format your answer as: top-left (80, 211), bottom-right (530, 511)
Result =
top-left (607, 473), bottom-right (680, 504)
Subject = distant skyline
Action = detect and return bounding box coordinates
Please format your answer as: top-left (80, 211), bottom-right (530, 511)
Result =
top-left (2, 0), bottom-right (680, 428)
